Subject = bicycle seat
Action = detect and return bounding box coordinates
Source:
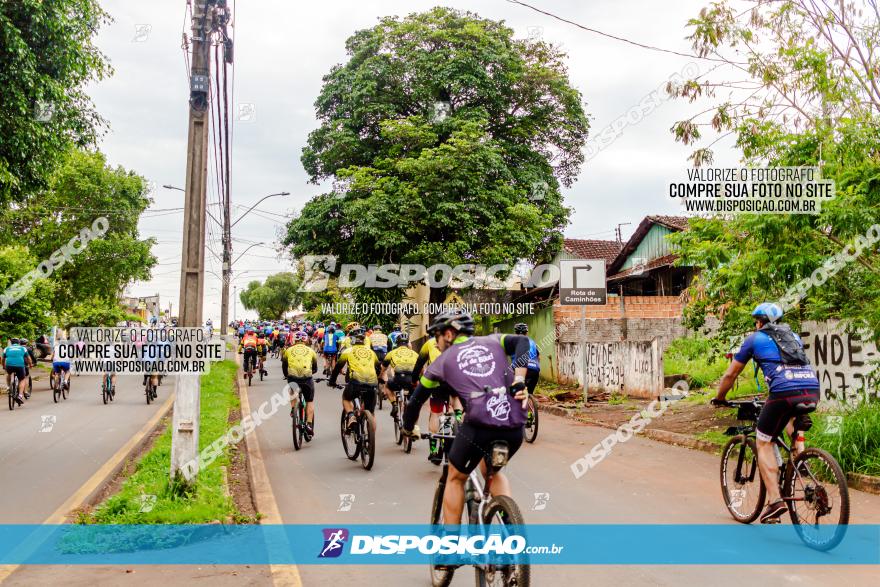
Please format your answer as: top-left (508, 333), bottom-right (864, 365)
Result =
top-left (793, 402), bottom-right (817, 414)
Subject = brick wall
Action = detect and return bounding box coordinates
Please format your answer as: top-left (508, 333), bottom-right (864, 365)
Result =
top-left (553, 296), bottom-right (687, 345)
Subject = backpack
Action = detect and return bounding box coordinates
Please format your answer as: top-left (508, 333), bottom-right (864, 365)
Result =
top-left (761, 323), bottom-right (808, 366)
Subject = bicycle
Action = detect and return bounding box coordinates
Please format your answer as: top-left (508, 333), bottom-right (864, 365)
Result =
top-left (101, 373), bottom-right (115, 405)
top-left (288, 380), bottom-right (314, 450)
top-left (51, 369), bottom-right (69, 403)
top-left (144, 376), bottom-right (157, 404)
top-left (420, 428), bottom-right (530, 587)
top-left (8, 372), bottom-right (21, 411)
top-left (391, 384), bottom-right (413, 450)
top-left (243, 351), bottom-right (256, 386)
top-left (524, 394), bottom-right (539, 443)
top-left (334, 383), bottom-right (377, 470)
top-left (715, 398), bottom-right (849, 551)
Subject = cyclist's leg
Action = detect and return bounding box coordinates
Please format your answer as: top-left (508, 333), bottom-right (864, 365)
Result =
top-left (341, 382), bottom-right (357, 427)
top-left (301, 379), bottom-right (315, 425)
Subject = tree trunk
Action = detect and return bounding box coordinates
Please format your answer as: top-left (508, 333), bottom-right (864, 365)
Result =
top-left (428, 285), bottom-right (447, 323)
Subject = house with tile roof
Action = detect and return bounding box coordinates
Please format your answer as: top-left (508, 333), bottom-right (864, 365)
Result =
top-left (606, 215), bottom-right (693, 297)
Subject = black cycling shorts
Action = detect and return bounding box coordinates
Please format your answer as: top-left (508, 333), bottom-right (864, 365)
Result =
top-left (757, 389), bottom-right (820, 442)
top-left (525, 369), bottom-right (539, 394)
top-left (5, 365), bottom-right (26, 381)
top-left (343, 381), bottom-right (377, 412)
top-left (448, 421), bottom-right (524, 475)
top-left (387, 371), bottom-right (414, 393)
top-left (287, 376), bottom-right (315, 403)
top-left (373, 348), bottom-right (387, 363)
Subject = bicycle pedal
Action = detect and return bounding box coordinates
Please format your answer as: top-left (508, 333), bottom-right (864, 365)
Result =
top-left (760, 516), bottom-right (783, 525)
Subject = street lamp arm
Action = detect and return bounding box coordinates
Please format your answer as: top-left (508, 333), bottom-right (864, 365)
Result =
top-left (230, 191), bottom-right (290, 227)
top-left (232, 242), bottom-right (267, 266)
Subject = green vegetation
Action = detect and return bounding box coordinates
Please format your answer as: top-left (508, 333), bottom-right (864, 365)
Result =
top-left (663, 335), bottom-right (761, 398)
top-left (285, 6), bottom-right (589, 308)
top-left (809, 404), bottom-right (880, 477)
top-left (80, 361), bottom-right (252, 524)
top-left (239, 272), bottom-right (302, 321)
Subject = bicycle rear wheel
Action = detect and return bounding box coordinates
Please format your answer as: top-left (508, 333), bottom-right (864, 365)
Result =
top-left (292, 403), bottom-right (303, 451)
top-left (341, 410), bottom-right (359, 460)
top-left (61, 378), bottom-right (68, 400)
top-left (524, 395), bottom-right (538, 443)
top-left (8, 387), bottom-right (14, 411)
top-left (784, 447), bottom-right (850, 551)
top-left (146, 384), bottom-right (153, 405)
top-left (360, 411), bottom-right (376, 470)
top-left (476, 495), bottom-right (530, 587)
top-left (720, 435), bottom-right (765, 523)
top-left (102, 380), bottom-right (109, 404)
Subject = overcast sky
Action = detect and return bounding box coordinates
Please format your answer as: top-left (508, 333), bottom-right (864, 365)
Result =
top-left (87, 0), bottom-right (738, 322)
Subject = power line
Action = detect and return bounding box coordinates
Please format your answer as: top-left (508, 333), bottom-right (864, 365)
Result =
top-left (504, 0), bottom-right (737, 64)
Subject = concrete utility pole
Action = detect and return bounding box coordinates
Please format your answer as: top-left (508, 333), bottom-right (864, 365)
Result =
top-left (172, 0), bottom-right (230, 484)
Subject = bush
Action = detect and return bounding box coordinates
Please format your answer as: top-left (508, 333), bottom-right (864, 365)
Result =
top-left (809, 401), bottom-right (880, 477)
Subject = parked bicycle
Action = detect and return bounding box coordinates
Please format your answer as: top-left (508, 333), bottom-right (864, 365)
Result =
top-left (334, 383), bottom-right (376, 470)
top-left (715, 398), bottom-right (849, 550)
top-left (420, 427), bottom-right (530, 586)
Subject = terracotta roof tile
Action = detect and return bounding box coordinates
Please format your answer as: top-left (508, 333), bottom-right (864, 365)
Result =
top-left (562, 239), bottom-right (623, 265)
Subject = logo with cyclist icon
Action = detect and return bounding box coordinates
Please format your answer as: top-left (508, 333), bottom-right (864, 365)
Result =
top-left (456, 345), bottom-right (495, 377)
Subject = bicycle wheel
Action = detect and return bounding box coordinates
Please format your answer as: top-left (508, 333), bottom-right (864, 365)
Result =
top-left (429, 472), bottom-right (455, 587)
top-left (784, 447), bottom-right (850, 551)
top-left (360, 411), bottom-right (376, 470)
top-left (248, 371), bottom-right (253, 386)
top-left (61, 378), bottom-right (68, 400)
top-left (720, 435), bottom-right (765, 523)
top-left (146, 384), bottom-right (153, 405)
top-left (476, 495), bottom-right (530, 587)
top-left (260, 365), bottom-right (264, 381)
top-left (53, 376), bottom-right (61, 403)
top-left (377, 391), bottom-right (383, 411)
top-left (8, 386), bottom-right (14, 411)
top-left (341, 409), bottom-right (359, 460)
top-left (102, 380), bottom-right (109, 405)
top-left (524, 395), bottom-right (539, 443)
top-left (292, 402), bottom-right (303, 451)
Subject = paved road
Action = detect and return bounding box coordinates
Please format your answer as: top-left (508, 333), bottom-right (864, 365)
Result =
top-left (0, 368), bottom-right (172, 523)
top-left (247, 358), bottom-right (880, 587)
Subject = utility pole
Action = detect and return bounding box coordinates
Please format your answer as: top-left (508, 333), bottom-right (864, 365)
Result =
top-left (172, 0), bottom-right (231, 485)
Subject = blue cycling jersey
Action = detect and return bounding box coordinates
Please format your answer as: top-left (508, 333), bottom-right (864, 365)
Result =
top-left (323, 331), bottom-right (338, 352)
top-left (734, 330), bottom-right (819, 393)
top-left (509, 338), bottom-right (540, 372)
top-left (3, 345), bottom-right (28, 368)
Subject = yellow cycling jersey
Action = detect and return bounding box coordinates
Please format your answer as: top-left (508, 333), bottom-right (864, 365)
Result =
top-left (384, 346), bottom-right (418, 372)
top-left (419, 337), bottom-right (442, 366)
top-left (283, 343), bottom-right (317, 378)
top-left (370, 332), bottom-right (388, 349)
top-left (337, 344), bottom-right (379, 384)
top-left (339, 336), bottom-right (352, 351)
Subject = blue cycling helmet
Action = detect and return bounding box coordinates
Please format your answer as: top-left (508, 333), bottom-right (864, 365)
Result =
top-left (751, 302), bottom-right (783, 323)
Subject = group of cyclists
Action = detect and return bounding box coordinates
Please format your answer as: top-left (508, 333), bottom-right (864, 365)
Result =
top-left (238, 299), bottom-right (824, 530)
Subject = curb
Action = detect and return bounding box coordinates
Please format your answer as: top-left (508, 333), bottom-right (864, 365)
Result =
top-left (233, 343), bottom-right (303, 587)
top-left (537, 402), bottom-right (880, 495)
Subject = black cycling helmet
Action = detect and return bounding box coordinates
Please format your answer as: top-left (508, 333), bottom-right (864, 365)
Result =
top-left (427, 309), bottom-right (475, 335)
top-left (350, 327), bottom-right (366, 343)
top-left (514, 323), bottom-right (528, 334)
top-left (10, 338), bottom-right (20, 345)
top-left (396, 333), bottom-right (410, 346)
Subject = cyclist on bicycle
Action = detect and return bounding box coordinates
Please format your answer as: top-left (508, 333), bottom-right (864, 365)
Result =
top-left (282, 331), bottom-right (318, 436)
top-left (21, 338), bottom-right (36, 397)
top-left (381, 333), bottom-right (418, 419)
top-left (239, 327), bottom-right (260, 377)
top-left (51, 337), bottom-right (73, 391)
top-left (512, 323), bottom-right (541, 394)
top-left (712, 302), bottom-right (820, 523)
top-left (412, 325), bottom-right (462, 464)
top-left (369, 325), bottom-right (388, 363)
top-left (256, 331), bottom-right (269, 376)
top-left (402, 309), bottom-right (531, 525)
top-left (330, 328), bottom-right (380, 431)
top-left (322, 324), bottom-right (340, 375)
top-left (3, 338), bottom-right (32, 405)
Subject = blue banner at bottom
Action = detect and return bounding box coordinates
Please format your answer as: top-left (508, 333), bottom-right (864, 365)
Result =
top-left (0, 524), bottom-right (877, 565)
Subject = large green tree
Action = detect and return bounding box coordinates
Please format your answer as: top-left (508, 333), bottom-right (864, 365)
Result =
top-left (0, 149), bottom-right (156, 325)
top-left (240, 273), bottom-right (303, 320)
top-left (0, 0), bottom-right (111, 205)
top-left (668, 1), bottom-right (880, 342)
top-left (285, 7), bottom-right (589, 306)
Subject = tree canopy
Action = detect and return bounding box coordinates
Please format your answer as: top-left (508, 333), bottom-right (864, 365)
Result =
top-left (285, 6), bottom-right (589, 305)
top-left (668, 0), bottom-right (880, 343)
top-left (239, 273), bottom-right (303, 320)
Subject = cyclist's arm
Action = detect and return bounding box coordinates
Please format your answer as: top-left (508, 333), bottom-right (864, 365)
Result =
top-left (717, 359), bottom-right (747, 399)
top-left (411, 353), bottom-right (428, 386)
top-left (311, 354), bottom-right (318, 374)
top-left (402, 378), bottom-right (436, 431)
top-left (329, 354), bottom-right (347, 384)
top-left (502, 334), bottom-right (530, 379)
top-left (281, 353), bottom-right (289, 379)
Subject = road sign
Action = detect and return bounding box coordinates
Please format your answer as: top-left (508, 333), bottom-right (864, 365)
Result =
top-left (559, 259), bottom-right (606, 305)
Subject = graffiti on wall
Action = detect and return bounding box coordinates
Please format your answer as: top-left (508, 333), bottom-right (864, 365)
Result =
top-left (799, 321), bottom-right (879, 405)
top-left (556, 340), bottom-right (660, 399)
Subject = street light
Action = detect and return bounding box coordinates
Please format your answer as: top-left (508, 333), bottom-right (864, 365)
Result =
top-left (231, 192), bottom-right (290, 227)
top-left (163, 184), bottom-right (222, 227)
